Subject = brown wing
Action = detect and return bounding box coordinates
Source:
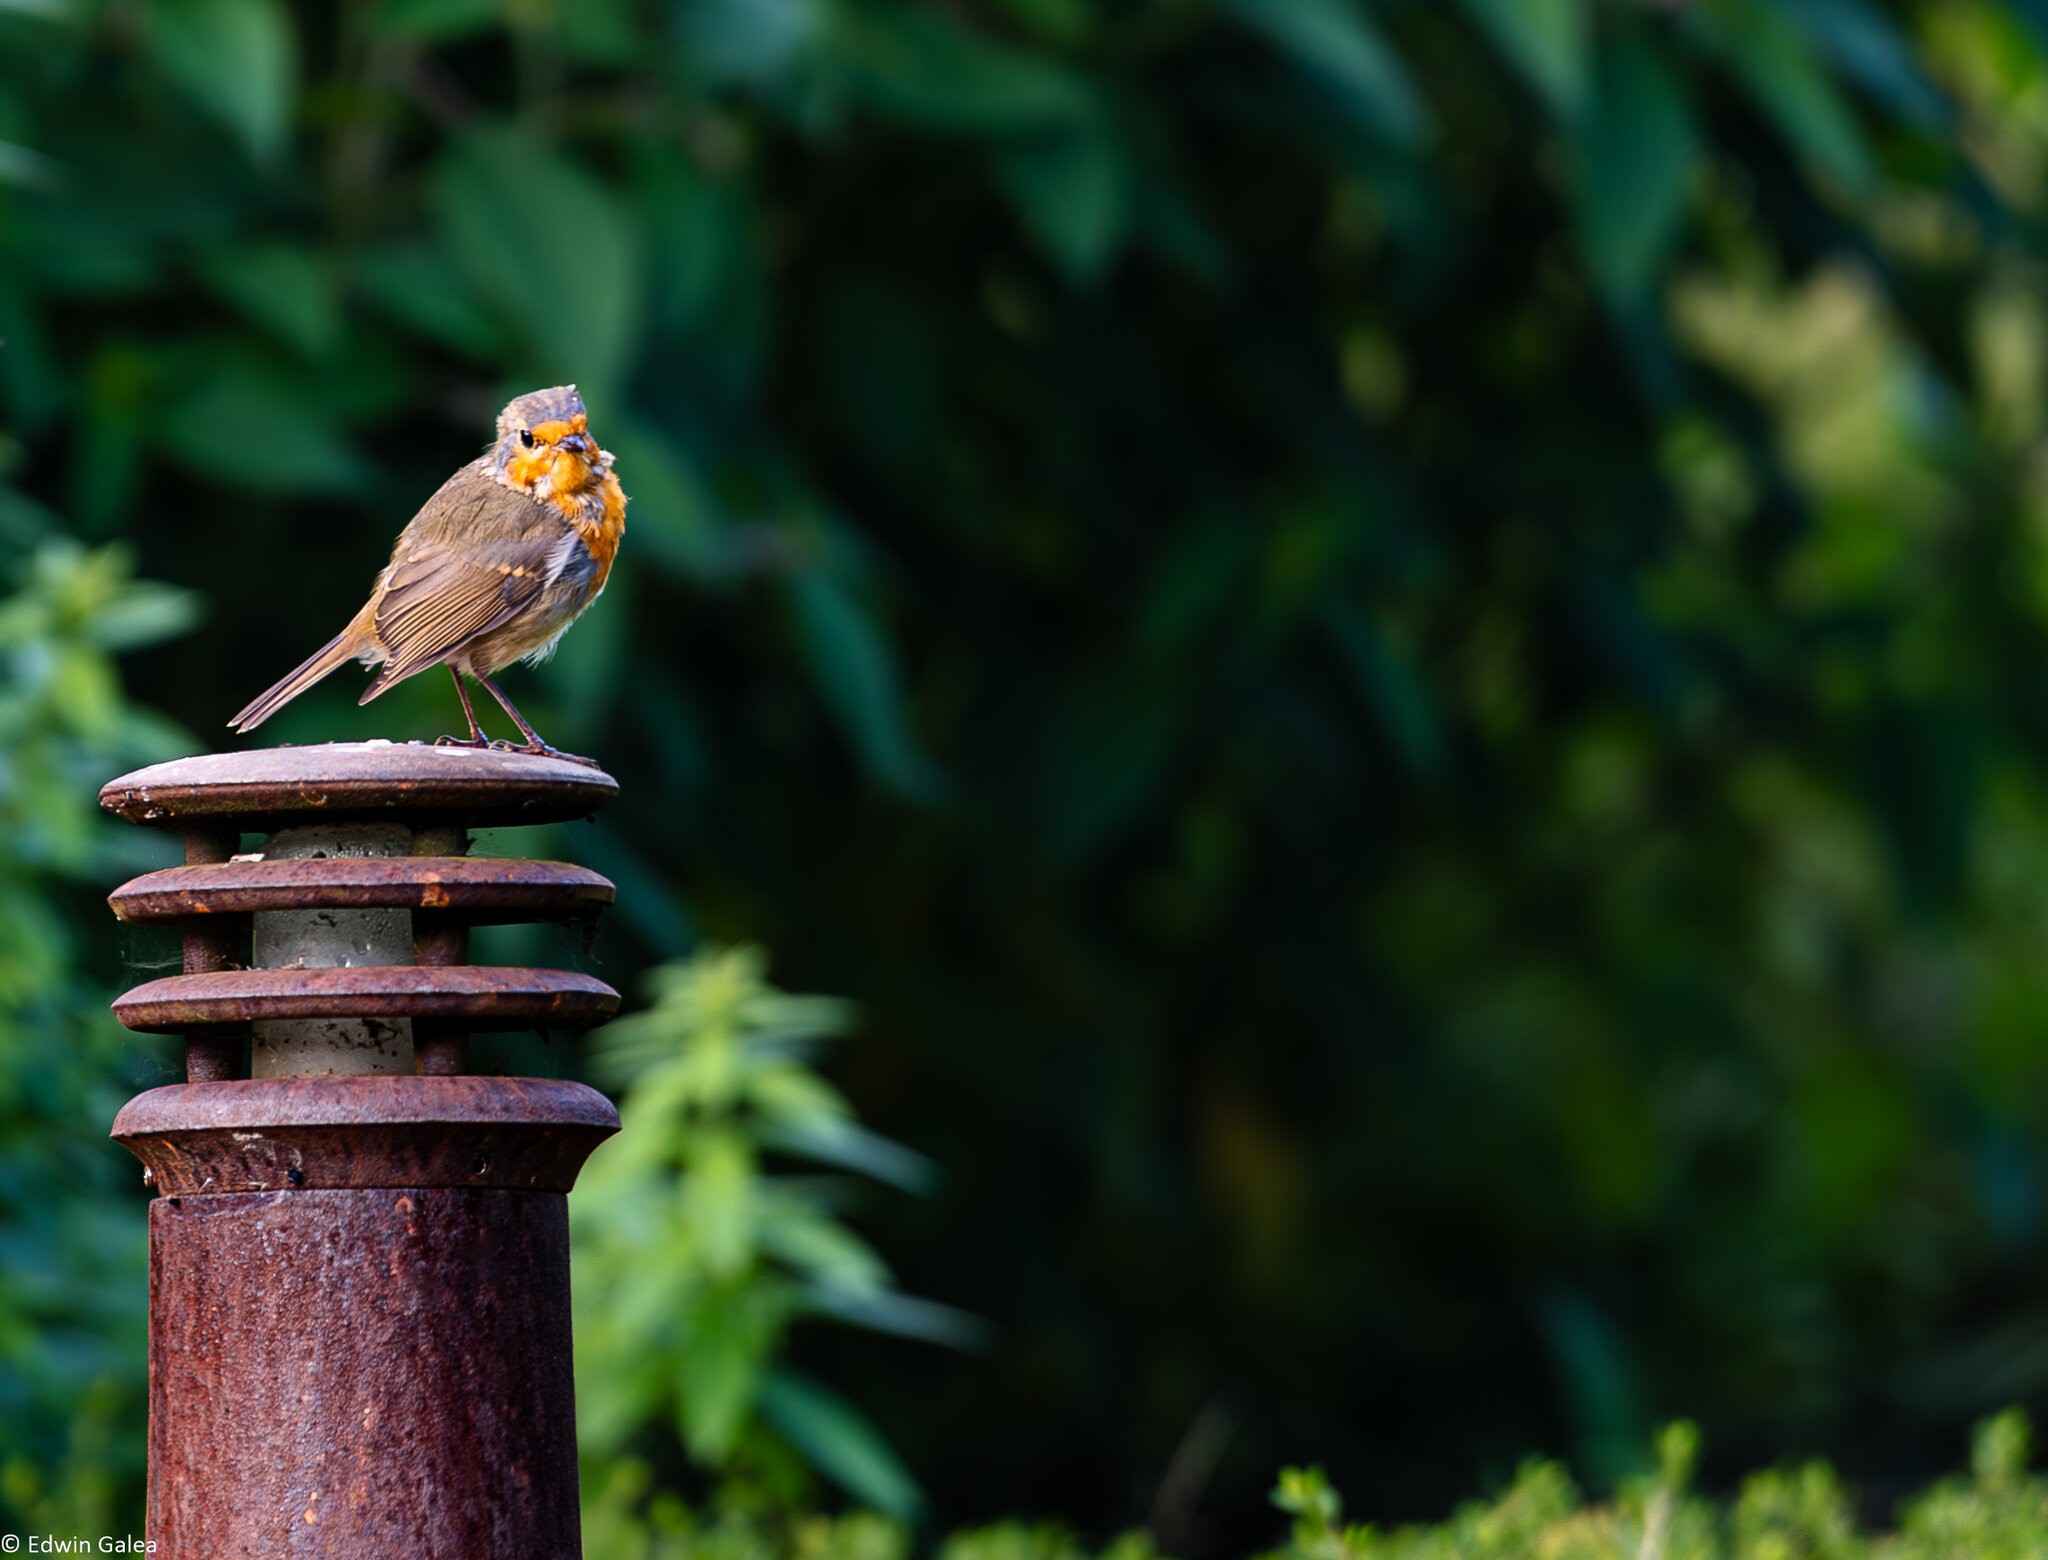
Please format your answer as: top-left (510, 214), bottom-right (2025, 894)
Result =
top-left (359, 471), bottom-right (567, 700)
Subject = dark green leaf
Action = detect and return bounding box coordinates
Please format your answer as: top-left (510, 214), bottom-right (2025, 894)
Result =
top-left (1043, 670), bottom-right (1178, 864)
top-left (1219, 0), bottom-right (1426, 145)
top-left (803, 1285), bottom-right (990, 1350)
top-left (601, 420), bottom-right (723, 579)
top-left (200, 244), bottom-right (339, 359)
top-left (1787, 0), bottom-right (1947, 126)
top-left (82, 583), bottom-right (201, 651)
top-left (990, 0), bottom-right (1092, 46)
top-left (758, 1369), bottom-right (924, 1520)
top-left (757, 1116), bottom-right (939, 1195)
top-left (817, 275), bottom-right (940, 472)
top-left (0, 486), bottom-right (52, 548)
top-left (1454, 0), bottom-right (1589, 118)
top-left (1701, 0), bottom-right (1878, 192)
top-left (1571, 33), bottom-right (1698, 304)
top-left (1138, 513), bottom-right (1258, 659)
top-left (675, 0), bottom-right (825, 89)
top-left (787, 570), bottom-right (941, 800)
top-left (377, 0), bottom-right (500, 41)
top-left (1323, 602), bottom-right (1445, 779)
top-left (357, 243), bottom-right (503, 360)
top-left (996, 125), bottom-right (1131, 284)
top-left (152, 372), bottom-right (359, 494)
top-left (147, 0), bottom-right (296, 160)
top-left (843, 3), bottom-right (1096, 134)
top-left (0, 140), bottom-right (57, 189)
top-left (638, 159), bottom-right (756, 340)
top-left (434, 129), bottom-right (643, 404)
top-left (2014, 0), bottom-right (2048, 58)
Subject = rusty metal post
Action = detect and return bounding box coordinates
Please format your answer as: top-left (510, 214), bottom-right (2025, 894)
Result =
top-left (100, 742), bottom-right (624, 1559)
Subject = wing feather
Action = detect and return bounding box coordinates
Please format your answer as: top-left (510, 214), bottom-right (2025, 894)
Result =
top-left (367, 556), bottom-right (538, 685)
top-left (357, 473), bottom-right (573, 700)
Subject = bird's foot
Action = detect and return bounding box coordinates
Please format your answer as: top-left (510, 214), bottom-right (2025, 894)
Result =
top-left (434, 734), bottom-right (491, 750)
top-left (489, 738), bottom-right (604, 769)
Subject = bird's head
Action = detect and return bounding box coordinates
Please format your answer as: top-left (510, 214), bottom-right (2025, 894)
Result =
top-left (490, 384), bottom-right (614, 498)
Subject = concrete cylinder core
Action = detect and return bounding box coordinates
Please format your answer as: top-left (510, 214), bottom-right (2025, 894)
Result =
top-left (252, 823), bottom-right (416, 1077)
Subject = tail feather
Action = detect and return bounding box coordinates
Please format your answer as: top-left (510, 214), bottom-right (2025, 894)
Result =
top-left (228, 630), bottom-right (371, 733)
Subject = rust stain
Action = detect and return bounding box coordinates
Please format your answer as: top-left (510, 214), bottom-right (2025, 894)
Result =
top-left (99, 742), bottom-right (616, 831)
top-left (111, 965), bottom-right (619, 1035)
top-left (146, 1186), bottom-right (590, 1556)
top-left (112, 1076), bottom-right (618, 1195)
top-left (100, 741), bottom-right (618, 1554)
top-left (110, 857), bottom-right (611, 923)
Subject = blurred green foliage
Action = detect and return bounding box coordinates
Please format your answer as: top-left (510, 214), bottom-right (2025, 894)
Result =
top-left (576, 946), bottom-right (975, 1518)
top-left (0, 530), bottom-right (192, 1535)
top-left (14, 0), bottom-right (2048, 1545)
top-left (592, 1411), bottom-right (2048, 1560)
top-left (1249, 1411), bottom-right (2048, 1560)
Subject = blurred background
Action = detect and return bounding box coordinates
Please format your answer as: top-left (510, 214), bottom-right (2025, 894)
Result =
top-left (10, 0), bottom-right (2048, 1549)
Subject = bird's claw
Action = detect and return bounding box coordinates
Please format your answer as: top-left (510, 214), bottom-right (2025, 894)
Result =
top-left (434, 734), bottom-right (490, 750)
top-left (488, 738), bottom-right (604, 769)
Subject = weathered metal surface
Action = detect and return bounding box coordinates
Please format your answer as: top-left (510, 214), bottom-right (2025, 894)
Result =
top-left (412, 917), bottom-right (473, 1076)
top-left (100, 742), bottom-right (617, 831)
top-left (148, 1187), bottom-right (584, 1558)
top-left (114, 965), bottom-right (619, 1034)
top-left (101, 744), bottom-right (619, 1555)
top-left (112, 856), bottom-right (614, 922)
top-left (179, 827), bottom-right (247, 1083)
top-left (114, 1075), bottom-right (618, 1195)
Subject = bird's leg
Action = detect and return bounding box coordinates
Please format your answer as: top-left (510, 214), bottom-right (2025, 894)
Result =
top-left (473, 672), bottom-right (602, 768)
top-left (433, 667), bottom-right (491, 749)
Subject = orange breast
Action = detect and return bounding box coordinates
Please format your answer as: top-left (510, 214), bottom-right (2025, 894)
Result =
top-left (508, 444), bottom-right (626, 588)
top-left (569, 471), bottom-right (626, 584)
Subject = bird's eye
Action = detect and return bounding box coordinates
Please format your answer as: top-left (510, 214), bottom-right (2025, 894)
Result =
top-left (519, 429), bottom-right (536, 448)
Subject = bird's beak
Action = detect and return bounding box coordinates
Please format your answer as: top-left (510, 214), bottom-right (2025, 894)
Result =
top-left (559, 433), bottom-right (590, 455)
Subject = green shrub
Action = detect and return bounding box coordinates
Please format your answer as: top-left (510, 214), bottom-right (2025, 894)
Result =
top-left (574, 946), bottom-right (978, 1519)
top-left (0, 531), bottom-right (195, 1534)
top-left (584, 1412), bottom-right (2048, 1560)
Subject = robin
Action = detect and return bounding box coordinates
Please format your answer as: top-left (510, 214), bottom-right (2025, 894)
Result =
top-left (229, 385), bottom-right (625, 764)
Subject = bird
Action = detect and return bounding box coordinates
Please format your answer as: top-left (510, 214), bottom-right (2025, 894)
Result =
top-left (228, 385), bottom-right (625, 765)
